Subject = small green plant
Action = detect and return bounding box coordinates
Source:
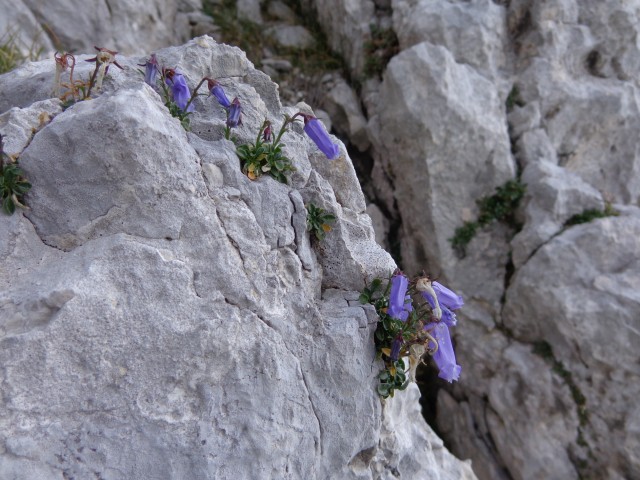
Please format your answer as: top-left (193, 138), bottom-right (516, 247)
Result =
top-left (363, 25), bottom-right (399, 78)
top-left (0, 28), bottom-right (44, 74)
top-left (450, 179), bottom-right (526, 257)
top-left (164, 96), bottom-right (192, 130)
top-left (450, 221), bottom-right (478, 255)
top-left (361, 273), bottom-right (465, 399)
top-left (237, 117), bottom-right (297, 183)
top-left (565, 203), bottom-right (619, 226)
top-left (306, 203), bottom-right (335, 241)
top-left (476, 179), bottom-right (526, 224)
top-left (0, 135), bottom-right (31, 215)
top-left (506, 85), bottom-right (525, 112)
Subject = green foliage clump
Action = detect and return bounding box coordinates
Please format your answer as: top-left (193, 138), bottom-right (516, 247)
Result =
top-left (360, 278), bottom-right (411, 398)
top-left (450, 179), bottom-right (526, 257)
top-left (164, 99), bottom-right (192, 131)
top-left (506, 85), bottom-right (525, 112)
top-left (0, 135), bottom-right (31, 215)
top-left (360, 274), bottom-right (461, 399)
top-left (450, 222), bottom-right (478, 256)
top-left (236, 118), bottom-right (297, 184)
top-left (363, 25), bottom-right (399, 79)
top-left (476, 179), bottom-right (527, 225)
top-left (306, 203), bottom-right (335, 241)
top-left (565, 203), bottom-right (619, 226)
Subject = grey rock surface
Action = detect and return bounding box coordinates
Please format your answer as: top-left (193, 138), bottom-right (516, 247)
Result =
top-left (307, 0), bottom-right (640, 478)
top-left (265, 25), bottom-right (316, 49)
top-left (370, 41), bottom-right (515, 283)
top-left (2, 0), bottom-right (200, 55)
top-left (0, 37), bottom-right (474, 480)
top-left (392, 0), bottom-right (507, 81)
top-left (300, 0), bottom-right (375, 75)
top-left (322, 78), bottom-right (370, 152)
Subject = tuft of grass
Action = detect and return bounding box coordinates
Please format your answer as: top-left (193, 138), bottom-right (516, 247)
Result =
top-left (450, 179), bottom-right (526, 257)
top-left (565, 203), bottom-right (619, 226)
top-left (0, 28), bottom-right (44, 74)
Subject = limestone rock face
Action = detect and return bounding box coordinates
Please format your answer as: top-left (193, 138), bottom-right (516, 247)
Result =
top-left (300, 0), bottom-right (376, 75)
top-left (307, 0), bottom-right (640, 478)
top-left (1, 0), bottom-right (203, 55)
top-left (392, 0), bottom-right (507, 80)
top-left (370, 41), bottom-right (515, 294)
top-left (0, 38), bottom-right (474, 480)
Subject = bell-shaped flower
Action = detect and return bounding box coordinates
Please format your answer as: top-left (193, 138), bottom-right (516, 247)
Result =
top-left (390, 334), bottom-right (403, 362)
top-left (300, 114), bottom-right (340, 160)
top-left (207, 78), bottom-right (231, 109)
top-left (419, 279), bottom-right (463, 325)
top-left (422, 292), bottom-right (458, 327)
top-left (425, 322), bottom-right (461, 382)
top-left (432, 281), bottom-right (464, 310)
top-left (227, 97), bottom-right (242, 127)
top-left (139, 54), bottom-right (159, 88)
top-left (165, 70), bottom-right (195, 113)
top-left (388, 274), bottom-right (412, 321)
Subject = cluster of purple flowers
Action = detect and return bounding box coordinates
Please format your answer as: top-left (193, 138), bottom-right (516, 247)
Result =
top-left (387, 273), bottom-right (463, 383)
top-left (139, 54), bottom-right (339, 159)
top-left (207, 78), bottom-right (242, 128)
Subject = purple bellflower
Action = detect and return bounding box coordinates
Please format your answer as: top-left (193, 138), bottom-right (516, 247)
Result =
top-left (388, 274), bottom-right (413, 321)
top-left (227, 97), bottom-right (242, 128)
top-left (433, 281), bottom-right (464, 310)
top-left (425, 322), bottom-right (461, 383)
top-left (420, 280), bottom-right (463, 327)
top-left (299, 114), bottom-right (340, 160)
top-left (422, 294), bottom-right (457, 327)
top-left (139, 54), bottom-right (159, 88)
top-left (165, 70), bottom-right (195, 113)
top-left (390, 334), bottom-right (403, 362)
top-left (207, 78), bottom-right (231, 109)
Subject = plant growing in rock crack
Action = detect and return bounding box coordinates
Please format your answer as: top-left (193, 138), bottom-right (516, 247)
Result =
top-left (565, 202), bottom-right (619, 226)
top-left (506, 85), bottom-right (525, 112)
top-left (237, 118), bottom-right (296, 183)
top-left (306, 203), bottom-right (335, 241)
top-left (55, 47), bottom-right (123, 108)
top-left (0, 134), bottom-right (31, 215)
top-left (236, 112), bottom-right (339, 184)
top-left (140, 54), bottom-right (244, 134)
top-left (450, 179), bottom-right (526, 257)
top-left (361, 271), bottom-right (464, 398)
